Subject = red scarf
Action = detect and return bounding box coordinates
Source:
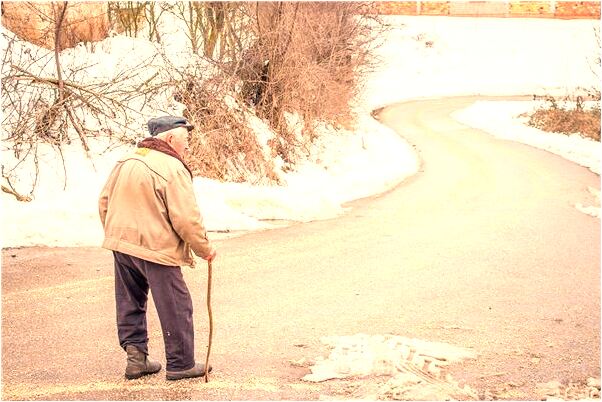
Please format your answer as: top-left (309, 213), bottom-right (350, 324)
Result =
top-left (138, 137), bottom-right (193, 178)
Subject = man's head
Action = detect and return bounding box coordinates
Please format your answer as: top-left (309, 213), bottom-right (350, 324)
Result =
top-left (147, 116), bottom-right (193, 157)
top-left (154, 127), bottom-right (190, 157)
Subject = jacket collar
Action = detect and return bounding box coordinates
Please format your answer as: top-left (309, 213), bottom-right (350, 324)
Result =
top-left (137, 137), bottom-right (193, 178)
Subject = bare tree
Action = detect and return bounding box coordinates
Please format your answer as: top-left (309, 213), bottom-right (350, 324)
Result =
top-left (170, 2), bottom-right (247, 60)
top-left (143, 1), bottom-right (170, 43)
top-left (108, 1), bottom-right (145, 38)
top-left (1, 23), bottom-right (169, 200)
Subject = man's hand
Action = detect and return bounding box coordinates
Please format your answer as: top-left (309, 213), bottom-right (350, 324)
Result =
top-left (205, 247), bottom-right (217, 262)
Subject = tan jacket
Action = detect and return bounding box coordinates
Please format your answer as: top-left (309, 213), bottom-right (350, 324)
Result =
top-left (99, 147), bottom-right (212, 267)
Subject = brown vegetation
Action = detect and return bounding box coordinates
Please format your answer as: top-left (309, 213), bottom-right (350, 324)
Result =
top-left (528, 100), bottom-right (601, 141)
top-left (173, 70), bottom-right (280, 184)
top-left (527, 26), bottom-right (600, 142)
top-left (233, 2), bottom-right (381, 163)
top-left (1, 1), bottom-right (383, 198)
top-left (161, 2), bottom-right (382, 179)
top-left (107, 2), bottom-right (147, 39)
top-left (1, 2), bottom-right (110, 50)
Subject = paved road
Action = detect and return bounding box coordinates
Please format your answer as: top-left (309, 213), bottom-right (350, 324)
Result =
top-left (2, 96), bottom-right (600, 400)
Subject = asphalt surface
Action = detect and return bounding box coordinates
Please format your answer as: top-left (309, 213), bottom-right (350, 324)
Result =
top-left (2, 96), bottom-right (600, 400)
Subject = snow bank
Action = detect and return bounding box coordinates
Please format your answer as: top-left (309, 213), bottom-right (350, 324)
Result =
top-left (0, 117), bottom-right (416, 247)
top-left (0, 140), bottom-right (126, 247)
top-left (452, 101), bottom-right (601, 175)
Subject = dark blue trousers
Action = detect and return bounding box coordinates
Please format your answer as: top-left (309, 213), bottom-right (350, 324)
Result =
top-left (113, 251), bottom-right (195, 371)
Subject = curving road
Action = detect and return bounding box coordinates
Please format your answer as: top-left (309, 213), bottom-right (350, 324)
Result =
top-left (2, 96), bottom-right (600, 400)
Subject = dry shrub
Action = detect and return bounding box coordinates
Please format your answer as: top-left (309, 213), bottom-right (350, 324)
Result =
top-left (236, 2), bottom-right (381, 163)
top-left (168, 2), bottom-right (382, 178)
top-left (1, 2), bottom-right (110, 50)
top-left (528, 24), bottom-right (600, 142)
top-left (528, 105), bottom-right (601, 141)
top-left (171, 65), bottom-right (279, 184)
top-left (157, 2), bottom-right (278, 183)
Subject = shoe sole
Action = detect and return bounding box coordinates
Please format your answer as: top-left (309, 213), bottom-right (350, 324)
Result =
top-left (166, 367), bottom-right (212, 381)
top-left (125, 369), bottom-right (162, 380)
top-left (165, 374), bottom-right (204, 381)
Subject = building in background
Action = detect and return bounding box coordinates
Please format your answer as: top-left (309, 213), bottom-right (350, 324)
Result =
top-left (375, 1), bottom-right (601, 19)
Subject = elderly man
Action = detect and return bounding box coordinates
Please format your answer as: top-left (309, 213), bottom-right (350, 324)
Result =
top-left (99, 116), bottom-right (216, 381)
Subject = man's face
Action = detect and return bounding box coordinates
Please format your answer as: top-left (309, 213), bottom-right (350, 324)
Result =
top-left (167, 127), bottom-right (190, 157)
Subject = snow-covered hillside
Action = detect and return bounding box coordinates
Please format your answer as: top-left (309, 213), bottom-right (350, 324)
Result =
top-left (1, 16), bottom-right (599, 248)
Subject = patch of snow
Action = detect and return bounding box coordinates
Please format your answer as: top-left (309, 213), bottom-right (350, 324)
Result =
top-left (303, 333), bottom-right (477, 400)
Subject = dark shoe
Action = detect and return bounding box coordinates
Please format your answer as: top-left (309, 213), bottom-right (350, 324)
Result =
top-left (124, 345), bottom-right (162, 380)
top-left (166, 363), bottom-right (213, 381)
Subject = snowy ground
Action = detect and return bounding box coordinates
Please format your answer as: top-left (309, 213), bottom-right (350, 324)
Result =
top-left (1, 16), bottom-right (600, 248)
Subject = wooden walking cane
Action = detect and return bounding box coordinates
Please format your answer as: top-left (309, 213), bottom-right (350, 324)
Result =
top-left (204, 259), bottom-right (213, 383)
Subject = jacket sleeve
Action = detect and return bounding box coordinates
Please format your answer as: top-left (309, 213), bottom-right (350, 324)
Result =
top-left (165, 168), bottom-right (213, 259)
top-left (98, 166), bottom-right (117, 229)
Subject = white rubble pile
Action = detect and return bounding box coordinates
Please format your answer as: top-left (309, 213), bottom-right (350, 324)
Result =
top-left (536, 377), bottom-right (601, 400)
top-left (303, 333), bottom-right (478, 400)
top-left (575, 187), bottom-right (601, 219)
